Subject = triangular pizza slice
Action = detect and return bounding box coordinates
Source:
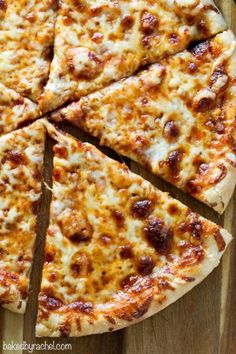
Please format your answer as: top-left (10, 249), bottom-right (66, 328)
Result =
top-left (0, 120), bottom-right (46, 313)
top-left (36, 121), bottom-right (231, 337)
top-left (52, 30), bottom-right (236, 214)
top-left (0, 82), bottom-right (40, 136)
top-left (39, 0), bottom-right (226, 112)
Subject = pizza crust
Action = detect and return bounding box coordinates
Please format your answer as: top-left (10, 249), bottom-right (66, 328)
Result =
top-left (203, 163), bottom-right (236, 214)
top-left (202, 30), bottom-right (236, 213)
top-left (200, 0), bottom-right (226, 34)
top-left (3, 300), bottom-right (26, 314)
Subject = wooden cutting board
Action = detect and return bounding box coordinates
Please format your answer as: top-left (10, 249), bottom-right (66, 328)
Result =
top-left (0, 1), bottom-right (235, 353)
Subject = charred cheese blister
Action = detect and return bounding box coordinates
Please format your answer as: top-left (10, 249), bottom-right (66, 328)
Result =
top-left (39, 0), bottom-right (226, 112)
top-left (36, 121), bottom-right (232, 337)
top-left (52, 30), bottom-right (236, 214)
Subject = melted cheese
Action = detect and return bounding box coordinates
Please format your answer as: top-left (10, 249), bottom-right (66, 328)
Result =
top-left (39, 0), bottom-right (226, 111)
top-left (36, 121), bottom-right (231, 336)
top-left (0, 120), bottom-right (45, 313)
top-left (0, 0), bottom-right (57, 101)
top-left (53, 31), bottom-right (236, 213)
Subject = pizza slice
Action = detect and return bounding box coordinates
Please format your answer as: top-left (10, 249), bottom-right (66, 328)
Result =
top-left (0, 120), bottom-right (46, 313)
top-left (0, 82), bottom-right (40, 136)
top-left (52, 30), bottom-right (236, 214)
top-left (0, 0), bottom-right (57, 101)
top-left (36, 121), bottom-right (231, 337)
top-left (39, 0), bottom-right (226, 112)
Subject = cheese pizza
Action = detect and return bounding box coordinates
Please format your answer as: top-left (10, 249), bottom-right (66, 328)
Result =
top-left (0, 121), bottom-right (45, 313)
top-left (0, 82), bottom-right (40, 136)
top-left (39, 0), bottom-right (226, 112)
top-left (52, 30), bottom-right (236, 214)
top-left (36, 121), bottom-right (232, 337)
top-left (0, 0), bottom-right (57, 101)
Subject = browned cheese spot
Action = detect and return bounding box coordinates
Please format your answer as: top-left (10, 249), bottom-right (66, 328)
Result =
top-left (0, 0), bottom-right (7, 11)
top-left (166, 149), bottom-right (183, 177)
top-left (185, 179), bottom-right (202, 195)
top-left (144, 217), bottom-right (173, 255)
top-left (169, 33), bottom-right (179, 44)
top-left (164, 121), bottom-right (180, 142)
top-left (168, 203), bottom-right (179, 215)
top-left (130, 199), bottom-right (153, 219)
top-left (137, 256), bottom-right (155, 276)
top-left (59, 210), bottom-right (93, 243)
top-left (53, 145), bottom-right (68, 159)
top-left (39, 294), bottom-right (63, 310)
top-left (179, 246), bottom-right (204, 266)
top-left (68, 301), bottom-right (94, 314)
top-left (188, 62), bottom-right (198, 73)
top-left (190, 41), bottom-right (210, 59)
top-left (121, 15), bottom-right (135, 30)
top-left (2, 151), bottom-right (27, 166)
top-left (59, 320), bottom-right (71, 337)
top-left (119, 245), bottom-right (133, 259)
top-left (111, 210), bottom-right (125, 228)
top-left (70, 253), bottom-right (93, 278)
top-left (140, 11), bottom-right (158, 35)
top-left (120, 274), bottom-right (139, 290)
top-left (67, 47), bottom-right (103, 79)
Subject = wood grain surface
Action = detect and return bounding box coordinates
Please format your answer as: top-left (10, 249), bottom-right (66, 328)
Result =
top-left (0, 1), bottom-right (235, 353)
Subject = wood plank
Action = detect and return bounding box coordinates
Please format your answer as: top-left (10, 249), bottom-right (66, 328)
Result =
top-left (215, 0), bottom-right (236, 31)
top-left (220, 196), bottom-right (236, 354)
top-left (216, 2), bottom-right (236, 353)
top-left (0, 310), bottom-right (23, 354)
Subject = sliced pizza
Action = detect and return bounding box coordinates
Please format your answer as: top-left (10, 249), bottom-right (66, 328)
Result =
top-left (0, 120), bottom-right (46, 313)
top-left (0, 82), bottom-right (40, 136)
top-left (0, 0), bottom-right (57, 101)
top-left (36, 121), bottom-right (232, 337)
top-left (52, 30), bottom-right (236, 214)
top-left (39, 0), bottom-right (226, 112)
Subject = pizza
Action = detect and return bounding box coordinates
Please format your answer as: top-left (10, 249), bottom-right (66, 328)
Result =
top-left (52, 30), bottom-right (236, 214)
top-left (39, 0), bottom-right (226, 112)
top-left (0, 0), bottom-right (57, 101)
top-left (0, 0), bottom-right (233, 340)
top-left (0, 82), bottom-right (40, 136)
top-left (0, 120), bottom-right (45, 313)
top-left (35, 121), bottom-right (232, 337)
